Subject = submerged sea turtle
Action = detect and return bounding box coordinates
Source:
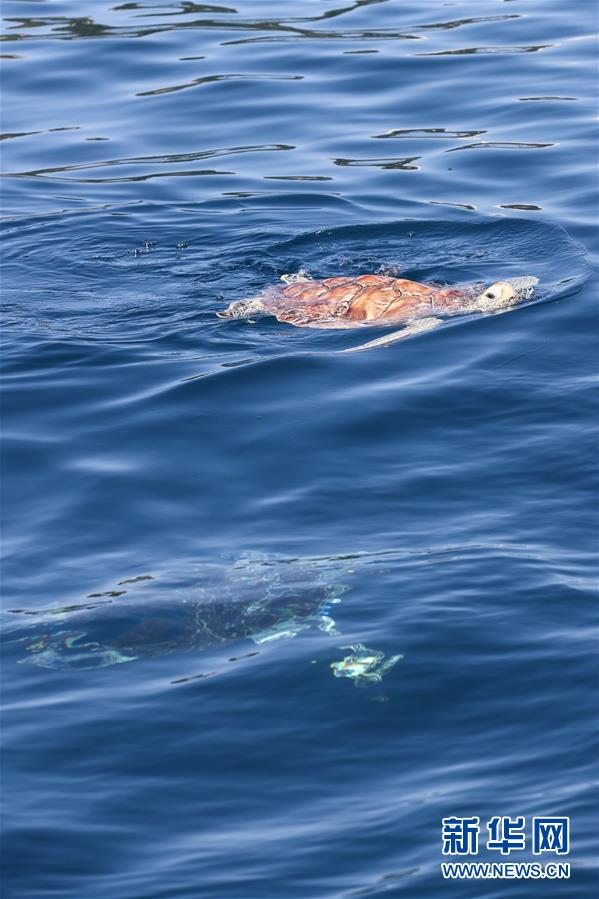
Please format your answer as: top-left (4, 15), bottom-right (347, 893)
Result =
top-left (10, 556), bottom-right (348, 670)
top-left (218, 271), bottom-right (539, 350)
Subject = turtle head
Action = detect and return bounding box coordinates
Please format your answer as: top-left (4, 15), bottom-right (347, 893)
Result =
top-left (476, 281), bottom-right (517, 311)
top-left (475, 276), bottom-right (539, 312)
top-left (217, 298), bottom-right (264, 319)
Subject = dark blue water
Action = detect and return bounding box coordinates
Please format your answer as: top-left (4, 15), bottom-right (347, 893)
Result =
top-left (1, 2), bottom-right (598, 896)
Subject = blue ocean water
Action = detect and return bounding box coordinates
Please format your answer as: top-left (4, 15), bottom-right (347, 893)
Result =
top-left (1, 1), bottom-right (598, 896)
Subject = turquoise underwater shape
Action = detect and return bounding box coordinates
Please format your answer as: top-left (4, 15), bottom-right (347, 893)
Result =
top-left (19, 556), bottom-right (352, 670)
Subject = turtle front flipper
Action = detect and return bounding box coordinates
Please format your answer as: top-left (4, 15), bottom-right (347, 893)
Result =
top-left (342, 316), bottom-right (443, 352)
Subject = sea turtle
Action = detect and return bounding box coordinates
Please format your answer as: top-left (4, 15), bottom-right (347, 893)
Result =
top-left (218, 271), bottom-right (539, 350)
top-left (9, 555), bottom-right (349, 670)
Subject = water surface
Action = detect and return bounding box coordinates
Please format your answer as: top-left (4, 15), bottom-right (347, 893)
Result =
top-left (1, 1), bottom-right (598, 897)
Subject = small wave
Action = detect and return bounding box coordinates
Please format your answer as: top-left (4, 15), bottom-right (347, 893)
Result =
top-left (415, 44), bottom-right (554, 56)
top-left (136, 72), bottom-right (304, 98)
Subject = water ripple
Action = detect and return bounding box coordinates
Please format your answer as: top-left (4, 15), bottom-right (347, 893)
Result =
top-left (2, 1), bottom-right (597, 895)
top-left (447, 141), bottom-right (555, 153)
top-left (415, 14), bottom-right (520, 32)
top-left (415, 44), bottom-right (554, 56)
top-left (333, 156), bottom-right (420, 170)
top-left (373, 127), bottom-right (486, 140)
top-left (3, 144), bottom-right (295, 182)
top-left (136, 72), bottom-right (304, 98)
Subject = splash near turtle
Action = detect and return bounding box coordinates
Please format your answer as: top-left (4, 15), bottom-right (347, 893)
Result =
top-left (218, 271), bottom-right (539, 350)
top-left (9, 555), bottom-right (350, 670)
top-left (331, 644), bottom-right (403, 686)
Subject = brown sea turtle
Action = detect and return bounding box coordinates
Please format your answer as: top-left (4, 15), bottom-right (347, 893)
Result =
top-left (217, 271), bottom-right (539, 350)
